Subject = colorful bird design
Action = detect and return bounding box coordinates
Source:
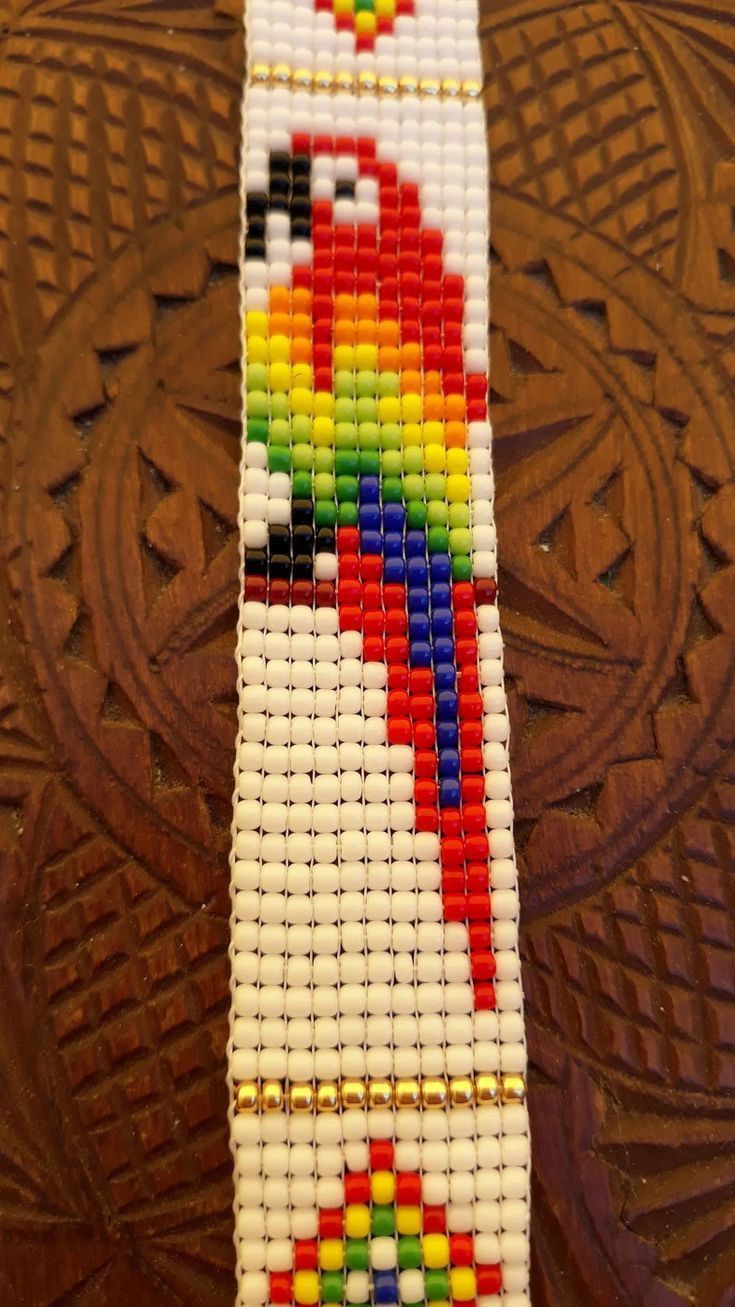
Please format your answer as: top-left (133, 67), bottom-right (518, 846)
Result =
top-left (314, 0), bottom-right (415, 49)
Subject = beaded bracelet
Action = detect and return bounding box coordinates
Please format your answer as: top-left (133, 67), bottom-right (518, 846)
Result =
top-left (229, 3), bottom-right (531, 1306)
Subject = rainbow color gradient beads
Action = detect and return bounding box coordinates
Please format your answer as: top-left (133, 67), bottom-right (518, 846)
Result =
top-left (230, 2), bottom-right (530, 1305)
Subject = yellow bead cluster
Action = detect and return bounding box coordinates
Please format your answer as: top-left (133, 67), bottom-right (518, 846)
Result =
top-left (235, 1073), bottom-right (526, 1113)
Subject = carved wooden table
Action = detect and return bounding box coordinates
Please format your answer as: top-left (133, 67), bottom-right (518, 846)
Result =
top-left (1, 2), bottom-right (733, 1304)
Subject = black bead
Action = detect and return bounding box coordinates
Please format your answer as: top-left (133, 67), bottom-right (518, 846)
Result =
top-left (269, 554), bottom-right (291, 579)
top-left (316, 527), bottom-right (336, 554)
top-left (244, 548), bottom-right (267, 576)
top-left (246, 192), bottom-right (268, 217)
top-left (336, 178), bottom-right (356, 200)
top-left (291, 499), bottom-right (313, 528)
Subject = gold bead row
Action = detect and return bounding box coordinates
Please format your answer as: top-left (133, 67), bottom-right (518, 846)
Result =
top-left (235, 1074), bottom-right (525, 1114)
top-left (249, 65), bottom-right (482, 101)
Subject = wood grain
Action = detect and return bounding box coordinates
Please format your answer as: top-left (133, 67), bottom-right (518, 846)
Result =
top-left (0, 1), bottom-right (733, 1303)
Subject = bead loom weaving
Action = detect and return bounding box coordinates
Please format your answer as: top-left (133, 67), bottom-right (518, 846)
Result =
top-left (229, 3), bottom-right (530, 1305)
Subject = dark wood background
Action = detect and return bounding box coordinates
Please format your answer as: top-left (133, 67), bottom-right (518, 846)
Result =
top-left (0, 1), bottom-right (733, 1303)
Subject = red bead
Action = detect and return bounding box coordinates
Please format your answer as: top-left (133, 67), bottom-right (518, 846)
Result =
top-left (370, 1140), bottom-right (394, 1170)
top-left (455, 610), bottom-right (477, 638)
top-left (268, 578), bottom-right (290, 605)
top-left (388, 663), bottom-right (409, 690)
top-left (423, 1206), bottom-right (447, 1234)
top-left (461, 748), bottom-right (484, 775)
top-left (295, 1240), bottom-right (318, 1270)
top-left (388, 716), bottom-right (412, 746)
top-left (410, 694), bottom-right (434, 721)
top-left (337, 526), bottom-right (360, 553)
top-left (383, 583), bottom-right (406, 610)
top-left (466, 863), bottom-right (489, 892)
top-left (344, 1172), bottom-right (370, 1204)
top-left (292, 580), bottom-right (314, 607)
top-left (474, 577), bottom-right (497, 605)
top-left (385, 608), bottom-right (407, 636)
top-left (459, 693), bottom-right (483, 721)
top-left (465, 833), bottom-right (489, 861)
top-left (413, 720), bottom-right (435, 749)
top-left (415, 749), bottom-right (437, 778)
top-left (476, 1266), bottom-right (503, 1295)
top-left (441, 836), bottom-right (465, 867)
top-left (319, 1209), bottom-right (344, 1238)
top-left (469, 921), bottom-right (491, 951)
top-left (474, 981), bottom-right (496, 1010)
top-left (456, 638), bottom-right (477, 665)
top-left (462, 803), bottom-right (486, 833)
top-left (416, 806), bottom-right (439, 832)
top-left (361, 555), bottom-right (383, 582)
top-left (471, 951), bottom-right (496, 981)
top-left (386, 636), bottom-right (409, 663)
top-left (452, 582), bottom-right (475, 610)
top-left (340, 553), bottom-right (360, 579)
top-left (388, 690), bottom-right (410, 717)
top-left (415, 779), bottom-right (438, 806)
top-left (461, 776), bottom-right (484, 804)
top-left (409, 667), bottom-right (433, 694)
top-left (364, 636), bottom-right (385, 662)
top-left (362, 581), bottom-right (383, 609)
top-left (449, 1234), bottom-right (474, 1266)
top-left (339, 606), bottom-right (362, 631)
top-left (440, 808), bottom-right (462, 837)
top-left (468, 892), bottom-right (491, 921)
top-left (396, 1172), bottom-right (422, 1204)
top-left (244, 575), bottom-right (266, 602)
top-left (364, 611), bottom-right (386, 636)
top-left (270, 1273), bottom-right (293, 1303)
top-left (443, 893), bottom-right (467, 922)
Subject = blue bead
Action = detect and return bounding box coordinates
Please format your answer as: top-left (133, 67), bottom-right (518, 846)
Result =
top-left (436, 689), bottom-right (458, 721)
top-left (361, 530), bottom-right (382, 556)
top-left (408, 587), bottom-right (429, 613)
top-left (430, 581), bottom-right (452, 610)
top-left (407, 557), bottom-right (428, 586)
top-left (434, 637), bottom-right (454, 664)
top-left (440, 777), bottom-right (461, 807)
top-left (384, 532), bottom-right (404, 557)
top-left (432, 608), bottom-right (453, 638)
top-left (437, 721), bottom-right (459, 750)
top-left (359, 504), bottom-right (381, 531)
top-left (384, 557), bottom-right (406, 583)
top-left (405, 530), bottom-right (427, 559)
top-left (359, 476), bottom-right (380, 503)
top-left (374, 1272), bottom-right (398, 1305)
top-left (435, 662), bottom-right (456, 691)
top-left (438, 748), bottom-right (460, 777)
top-left (409, 613), bottom-right (430, 642)
top-left (430, 553), bottom-right (452, 583)
top-left (383, 503), bottom-right (405, 532)
top-left (410, 641), bottom-right (432, 667)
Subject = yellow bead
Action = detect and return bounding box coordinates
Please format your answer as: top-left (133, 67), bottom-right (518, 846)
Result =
top-left (334, 344), bottom-right (355, 371)
top-left (450, 1268), bottom-right (476, 1302)
top-left (375, 0), bottom-right (395, 15)
top-left (290, 1083), bottom-right (314, 1112)
top-left (371, 1170), bottom-right (395, 1204)
top-left (269, 362), bottom-right (291, 393)
top-left (475, 1073), bottom-right (499, 1103)
top-left (345, 1204), bottom-right (370, 1238)
top-left (396, 1205), bottom-right (421, 1235)
top-left (319, 1239), bottom-right (344, 1271)
top-left (314, 391), bottom-right (335, 417)
top-left (333, 0), bottom-right (352, 12)
top-left (445, 447), bottom-right (468, 474)
top-left (423, 445), bottom-right (446, 473)
top-left (290, 387), bottom-right (313, 416)
top-left (294, 1271), bottom-right (320, 1305)
top-left (269, 334), bottom-right (290, 362)
top-left (317, 1081), bottom-right (339, 1112)
top-left (355, 9), bottom-right (376, 33)
top-left (234, 1081), bottom-right (258, 1113)
top-left (378, 396), bottom-right (401, 424)
top-left (313, 416), bottom-right (334, 446)
top-left (355, 343), bottom-right (378, 370)
top-left (447, 474), bottom-right (470, 503)
top-left (501, 1072), bottom-right (527, 1102)
top-left (401, 394), bottom-right (422, 423)
top-left (247, 337), bottom-right (268, 364)
top-left (421, 1077), bottom-right (448, 1108)
top-left (292, 363), bottom-right (313, 389)
top-left (246, 311), bottom-right (268, 339)
top-left (402, 422), bottom-right (422, 447)
top-left (422, 1234), bottom-right (449, 1268)
top-left (449, 1076), bottom-right (474, 1107)
top-left (422, 421), bottom-right (444, 446)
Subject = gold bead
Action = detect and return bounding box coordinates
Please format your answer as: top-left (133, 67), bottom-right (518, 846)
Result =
top-left (335, 71), bottom-right (355, 93)
top-left (293, 67), bottom-right (314, 89)
top-left (501, 1073), bottom-right (526, 1103)
top-left (290, 1082), bottom-right (314, 1113)
top-left (462, 79), bottom-right (482, 99)
top-left (314, 69), bottom-right (334, 91)
top-left (251, 64), bottom-right (271, 84)
top-left (419, 77), bottom-right (440, 97)
top-left (272, 63), bottom-right (291, 85)
top-left (399, 74), bottom-right (419, 95)
top-left (422, 1077), bottom-right (448, 1109)
top-left (341, 1079), bottom-right (367, 1110)
top-left (262, 1080), bottom-right (284, 1112)
top-left (234, 1081), bottom-right (259, 1113)
top-left (441, 78), bottom-right (461, 98)
top-left (449, 1077), bottom-right (474, 1107)
top-left (475, 1073), bottom-right (499, 1104)
top-left (317, 1082), bottom-right (339, 1113)
top-left (378, 75), bottom-right (398, 96)
top-left (368, 1078), bottom-right (394, 1108)
top-left (358, 71), bottom-right (378, 93)
top-left (395, 1078), bottom-right (421, 1109)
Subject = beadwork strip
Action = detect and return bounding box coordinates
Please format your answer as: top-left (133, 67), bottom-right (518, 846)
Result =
top-left (229, 3), bottom-right (530, 1306)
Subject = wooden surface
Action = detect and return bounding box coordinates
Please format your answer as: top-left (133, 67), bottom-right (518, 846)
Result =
top-left (0, 1), bottom-right (733, 1303)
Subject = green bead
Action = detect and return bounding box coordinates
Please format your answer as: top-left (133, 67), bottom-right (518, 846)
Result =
top-left (448, 503), bottom-right (470, 528)
top-left (405, 501), bottom-right (427, 529)
top-left (292, 445), bottom-right (313, 471)
top-left (271, 392), bottom-right (289, 420)
top-left (381, 450), bottom-right (402, 477)
top-left (424, 1270), bottom-right (449, 1300)
top-left (337, 501), bottom-right (359, 526)
top-left (291, 414), bottom-right (312, 442)
top-left (426, 501), bottom-right (448, 526)
top-left (345, 1240), bottom-right (369, 1271)
top-left (292, 470), bottom-right (312, 499)
top-left (268, 446), bottom-right (291, 473)
top-left (355, 0), bottom-right (375, 11)
top-left (247, 391), bottom-right (268, 419)
top-left (335, 370), bottom-right (355, 397)
top-left (379, 422), bottom-right (401, 450)
top-left (356, 369), bottom-right (377, 397)
top-left (449, 527), bottom-right (472, 556)
top-left (246, 418), bottom-right (268, 443)
top-left (336, 475), bottom-right (358, 502)
top-left (358, 421), bottom-right (380, 450)
top-left (314, 473), bottom-right (335, 500)
top-left (378, 370), bottom-right (399, 396)
top-left (451, 554), bottom-right (473, 581)
top-left (314, 448), bottom-right (334, 474)
top-left (335, 423), bottom-right (359, 450)
top-left (321, 1272), bottom-right (344, 1303)
top-left (269, 418), bottom-right (291, 446)
top-left (382, 476), bottom-right (403, 503)
top-left (356, 397), bottom-right (378, 423)
top-left (427, 525), bottom-right (449, 554)
top-left (402, 446), bottom-right (423, 475)
top-left (371, 1205), bottom-right (395, 1237)
top-left (402, 474), bottom-right (424, 503)
top-left (359, 450), bottom-right (380, 476)
top-left (335, 450), bottom-right (359, 476)
top-left (246, 362), bottom-right (267, 391)
top-left (397, 1237), bottom-right (422, 1270)
top-left (334, 397), bottom-right (356, 423)
top-left (315, 500), bottom-right (337, 527)
top-left (424, 473), bottom-right (446, 502)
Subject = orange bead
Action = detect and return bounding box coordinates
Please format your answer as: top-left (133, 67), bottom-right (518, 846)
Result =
top-left (424, 393), bottom-right (445, 421)
top-left (269, 312), bottom-right (292, 337)
top-left (378, 346), bottom-right (400, 372)
top-left (357, 320), bottom-right (377, 344)
top-left (424, 370), bottom-right (442, 394)
top-left (445, 420), bottom-right (467, 448)
top-left (446, 393), bottom-right (466, 420)
top-left (335, 319), bottom-right (356, 345)
top-left (292, 287), bottom-right (311, 313)
top-left (400, 342), bottom-right (421, 369)
top-left (378, 318), bottom-right (399, 346)
top-left (292, 313), bottom-right (312, 339)
top-left (292, 338), bottom-right (312, 364)
top-left (336, 293), bottom-right (357, 320)
top-left (269, 285), bottom-right (291, 313)
top-left (400, 369), bottom-right (422, 394)
top-left (358, 293), bottom-right (378, 320)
